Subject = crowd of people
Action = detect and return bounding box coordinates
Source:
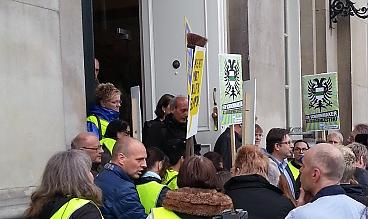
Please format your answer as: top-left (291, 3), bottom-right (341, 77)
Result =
top-left (23, 76), bottom-right (368, 218)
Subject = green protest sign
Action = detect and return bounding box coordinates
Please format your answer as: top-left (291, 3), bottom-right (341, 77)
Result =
top-left (219, 54), bottom-right (243, 126)
top-left (302, 72), bottom-right (340, 131)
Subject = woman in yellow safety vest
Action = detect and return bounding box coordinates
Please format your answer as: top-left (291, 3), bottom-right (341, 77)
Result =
top-left (100, 119), bottom-right (130, 168)
top-left (87, 83), bottom-right (121, 140)
top-left (136, 147), bottom-right (170, 214)
top-left (24, 150), bottom-right (103, 219)
top-left (148, 156), bottom-right (233, 219)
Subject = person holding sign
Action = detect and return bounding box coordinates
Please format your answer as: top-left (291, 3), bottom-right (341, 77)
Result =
top-left (214, 124), bottom-right (242, 171)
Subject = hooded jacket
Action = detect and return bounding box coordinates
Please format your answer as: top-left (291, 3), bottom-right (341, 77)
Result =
top-left (87, 105), bottom-right (119, 139)
top-left (153, 187), bottom-right (233, 219)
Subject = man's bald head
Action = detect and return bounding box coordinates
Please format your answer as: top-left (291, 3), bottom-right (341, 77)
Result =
top-left (71, 132), bottom-right (102, 163)
top-left (111, 137), bottom-right (147, 179)
top-left (308, 143), bottom-right (345, 181)
top-left (71, 132), bottom-right (99, 149)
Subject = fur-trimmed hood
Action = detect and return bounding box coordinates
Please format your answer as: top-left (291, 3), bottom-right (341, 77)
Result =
top-left (162, 187), bottom-right (233, 217)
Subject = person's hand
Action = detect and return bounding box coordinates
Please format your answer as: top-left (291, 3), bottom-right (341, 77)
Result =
top-left (296, 188), bottom-right (313, 207)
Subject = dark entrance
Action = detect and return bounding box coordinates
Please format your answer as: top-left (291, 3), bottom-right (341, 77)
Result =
top-left (92, 0), bottom-right (141, 124)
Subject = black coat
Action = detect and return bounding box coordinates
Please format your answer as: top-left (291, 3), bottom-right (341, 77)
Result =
top-left (214, 128), bottom-right (242, 171)
top-left (142, 118), bottom-right (164, 148)
top-left (224, 174), bottom-right (294, 219)
top-left (155, 114), bottom-right (201, 155)
top-left (355, 167), bottom-right (368, 187)
top-left (341, 183), bottom-right (368, 206)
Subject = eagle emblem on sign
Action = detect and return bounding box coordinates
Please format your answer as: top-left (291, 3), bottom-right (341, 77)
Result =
top-left (307, 77), bottom-right (333, 112)
top-left (224, 59), bottom-right (241, 100)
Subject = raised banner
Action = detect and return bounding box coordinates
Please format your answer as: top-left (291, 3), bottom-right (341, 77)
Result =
top-left (219, 54), bottom-right (243, 126)
top-left (186, 46), bottom-right (206, 138)
top-left (302, 72), bottom-right (340, 131)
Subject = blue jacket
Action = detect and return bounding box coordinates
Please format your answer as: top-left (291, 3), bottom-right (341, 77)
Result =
top-left (87, 105), bottom-right (119, 139)
top-left (95, 163), bottom-right (147, 219)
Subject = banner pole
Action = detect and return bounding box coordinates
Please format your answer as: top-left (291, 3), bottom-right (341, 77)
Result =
top-left (230, 124), bottom-right (236, 168)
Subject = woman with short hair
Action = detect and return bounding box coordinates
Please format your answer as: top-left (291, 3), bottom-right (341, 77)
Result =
top-left (87, 83), bottom-right (121, 140)
top-left (24, 150), bottom-right (103, 219)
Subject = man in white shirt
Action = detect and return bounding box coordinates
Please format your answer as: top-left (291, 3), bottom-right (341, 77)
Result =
top-left (286, 143), bottom-right (366, 219)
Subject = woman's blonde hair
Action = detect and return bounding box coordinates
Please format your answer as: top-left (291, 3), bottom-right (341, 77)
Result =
top-left (234, 145), bottom-right (269, 179)
top-left (24, 150), bottom-right (102, 218)
top-left (95, 82), bottom-right (121, 104)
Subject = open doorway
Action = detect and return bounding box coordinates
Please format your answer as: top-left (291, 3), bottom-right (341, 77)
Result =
top-left (92, 0), bottom-right (141, 125)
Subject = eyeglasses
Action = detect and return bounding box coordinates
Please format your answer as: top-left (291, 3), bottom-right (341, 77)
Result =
top-left (294, 147), bottom-right (308, 152)
top-left (82, 145), bottom-right (102, 151)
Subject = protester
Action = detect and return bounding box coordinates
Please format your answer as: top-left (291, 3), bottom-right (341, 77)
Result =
top-left (87, 83), bottom-right (121, 140)
top-left (225, 146), bottom-right (294, 219)
top-left (288, 140), bottom-right (309, 180)
top-left (203, 151), bottom-right (231, 192)
top-left (148, 156), bottom-right (233, 219)
top-left (214, 124), bottom-right (242, 171)
top-left (203, 151), bottom-right (225, 172)
top-left (24, 150), bottom-right (103, 219)
top-left (143, 94), bottom-right (174, 148)
top-left (338, 145), bottom-right (368, 205)
top-left (71, 132), bottom-right (104, 176)
top-left (158, 96), bottom-right (201, 155)
top-left (100, 119), bottom-right (130, 166)
top-left (255, 123), bottom-right (264, 147)
top-left (327, 131), bottom-right (344, 145)
top-left (348, 123), bottom-right (368, 143)
top-left (95, 137), bottom-right (147, 219)
top-left (266, 128), bottom-right (297, 198)
top-left (348, 142), bottom-right (368, 187)
top-left (136, 147), bottom-right (170, 214)
top-left (162, 141), bottom-right (186, 190)
top-left (286, 143), bottom-right (366, 219)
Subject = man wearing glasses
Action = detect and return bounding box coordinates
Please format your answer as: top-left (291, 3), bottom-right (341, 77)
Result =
top-left (288, 140), bottom-right (310, 181)
top-left (71, 132), bottom-right (104, 176)
top-left (266, 128), bottom-right (298, 199)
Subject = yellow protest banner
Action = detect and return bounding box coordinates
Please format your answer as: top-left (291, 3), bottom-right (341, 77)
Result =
top-left (186, 46), bottom-right (205, 138)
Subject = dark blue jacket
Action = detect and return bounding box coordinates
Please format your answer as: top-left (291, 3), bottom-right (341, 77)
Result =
top-left (95, 163), bottom-right (147, 219)
top-left (87, 105), bottom-right (119, 139)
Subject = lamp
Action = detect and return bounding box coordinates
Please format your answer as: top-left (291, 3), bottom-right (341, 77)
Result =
top-left (330, 0), bottom-right (368, 25)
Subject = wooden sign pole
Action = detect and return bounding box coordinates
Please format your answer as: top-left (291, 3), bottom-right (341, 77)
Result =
top-left (186, 136), bottom-right (194, 158)
top-left (230, 124), bottom-right (236, 167)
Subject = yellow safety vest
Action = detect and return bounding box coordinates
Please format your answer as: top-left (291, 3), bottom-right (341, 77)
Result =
top-left (162, 170), bottom-right (178, 190)
top-left (137, 181), bottom-right (166, 214)
top-left (151, 207), bottom-right (181, 219)
top-left (100, 138), bottom-right (116, 154)
top-left (288, 161), bottom-right (300, 180)
top-left (51, 198), bottom-right (103, 219)
top-left (87, 115), bottom-right (109, 139)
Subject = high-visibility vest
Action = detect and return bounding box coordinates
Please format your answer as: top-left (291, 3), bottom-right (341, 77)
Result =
top-left (151, 207), bottom-right (181, 219)
top-left (288, 161), bottom-right (300, 180)
top-left (87, 115), bottom-right (109, 140)
top-left (50, 198), bottom-right (103, 219)
top-left (162, 170), bottom-right (178, 190)
top-left (100, 138), bottom-right (116, 154)
top-left (137, 181), bottom-right (166, 214)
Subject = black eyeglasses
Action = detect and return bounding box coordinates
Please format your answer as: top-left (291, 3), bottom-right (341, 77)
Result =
top-left (82, 145), bottom-right (102, 151)
top-left (294, 147), bottom-right (308, 152)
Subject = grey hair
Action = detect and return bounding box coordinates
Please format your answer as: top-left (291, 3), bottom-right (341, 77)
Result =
top-left (348, 142), bottom-right (368, 165)
top-left (327, 131), bottom-right (344, 144)
top-left (337, 145), bottom-right (356, 183)
top-left (311, 144), bottom-right (345, 181)
top-left (169, 95), bottom-right (187, 109)
top-left (24, 150), bottom-right (102, 218)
